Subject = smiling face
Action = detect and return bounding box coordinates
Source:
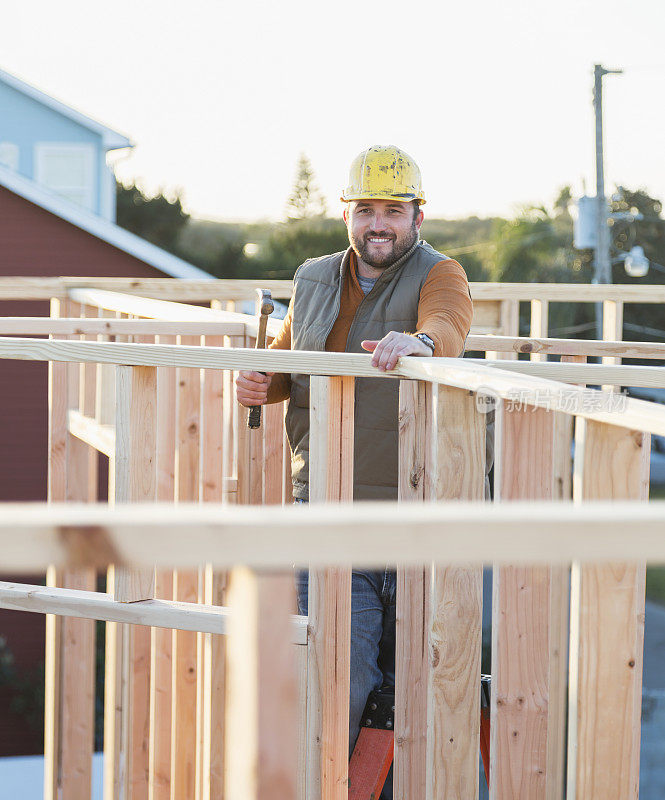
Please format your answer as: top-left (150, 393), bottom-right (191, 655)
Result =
top-left (344, 199), bottom-right (424, 270)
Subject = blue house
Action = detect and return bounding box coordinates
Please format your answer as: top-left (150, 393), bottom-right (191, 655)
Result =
top-left (0, 67), bottom-right (132, 222)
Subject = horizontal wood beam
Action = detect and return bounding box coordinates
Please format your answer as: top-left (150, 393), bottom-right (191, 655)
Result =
top-left (3, 501), bottom-right (665, 571)
top-left (3, 277), bottom-right (665, 302)
top-left (466, 334), bottom-right (665, 360)
top-left (468, 282), bottom-right (665, 302)
top-left (2, 338), bottom-right (665, 434)
top-left (0, 318), bottom-right (246, 336)
top-left (470, 358), bottom-right (665, 388)
top-left (0, 581), bottom-right (307, 643)
top-left (0, 277), bottom-right (294, 301)
top-left (67, 410), bottom-right (115, 457)
top-left (67, 289), bottom-right (281, 338)
top-left (67, 412), bottom-right (238, 493)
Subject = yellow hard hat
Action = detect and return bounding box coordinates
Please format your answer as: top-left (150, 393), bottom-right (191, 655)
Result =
top-left (341, 145), bottom-right (426, 205)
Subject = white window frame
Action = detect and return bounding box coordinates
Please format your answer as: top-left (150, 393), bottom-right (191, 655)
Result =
top-left (0, 142), bottom-right (19, 171)
top-left (34, 142), bottom-right (96, 212)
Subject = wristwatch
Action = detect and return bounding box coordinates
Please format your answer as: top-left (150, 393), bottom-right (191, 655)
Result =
top-left (414, 332), bottom-right (435, 353)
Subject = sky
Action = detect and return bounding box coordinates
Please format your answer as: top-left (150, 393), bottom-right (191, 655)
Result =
top-left (2, 0), bottom-right (665, 222)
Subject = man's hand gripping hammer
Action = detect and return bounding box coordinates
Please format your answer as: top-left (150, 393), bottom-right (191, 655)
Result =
top-left (247, 288), bottom-right (274, 429)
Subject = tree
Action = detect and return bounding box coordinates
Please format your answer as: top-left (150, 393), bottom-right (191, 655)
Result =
top-left (490, 202), bottom-right (589, 336)
top-left (254, 217), bottom-right (348, 279)
top-left (607, 186), bottom-right (665, 341)
top-left (285, 154), bottom-right (327, 221)
top-left (553, 185), bottom-right (572, 217)
top-left (116, 180), bottom-right (190, 255)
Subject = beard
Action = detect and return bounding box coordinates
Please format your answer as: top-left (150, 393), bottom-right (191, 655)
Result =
top-left (349, 223), bottom-right (419, 269)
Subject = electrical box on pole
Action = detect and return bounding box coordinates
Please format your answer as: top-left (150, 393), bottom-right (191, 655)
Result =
top-left (574, 196), bottom-right (599, 249)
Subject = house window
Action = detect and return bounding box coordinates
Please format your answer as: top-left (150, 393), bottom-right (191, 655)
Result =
top-left (0, 142), bottom-right (19, 171)
top-left (34, 143), bottom-right (95, 212)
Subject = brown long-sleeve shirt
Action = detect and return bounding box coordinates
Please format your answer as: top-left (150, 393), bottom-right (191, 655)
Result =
top-left (266, 251), bottom-right (473, 403)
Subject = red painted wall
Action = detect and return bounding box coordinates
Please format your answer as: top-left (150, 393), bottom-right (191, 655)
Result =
top-left (0, 185), bottom-right (176, 754)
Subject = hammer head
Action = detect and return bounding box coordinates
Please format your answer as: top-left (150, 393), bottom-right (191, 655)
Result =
top-left (256, 288), bottom-right (274, 317)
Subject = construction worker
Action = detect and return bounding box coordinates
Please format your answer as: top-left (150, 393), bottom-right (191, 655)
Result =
top-left (236, 145), bottom-right (473, 799)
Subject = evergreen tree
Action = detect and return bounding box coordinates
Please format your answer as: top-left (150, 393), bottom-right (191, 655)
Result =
top-left (285, 154), bottom-right (327, 221)
top-left (116, 180), bottom-right (190, 255)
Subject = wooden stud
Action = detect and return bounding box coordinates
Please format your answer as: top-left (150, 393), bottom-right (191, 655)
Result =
top-left (428, 385), bottom-right (485, 800)
top-left (201, 337), bottom-right (225, 504)
top-left (395, 380), bottom-right (433, 800)
top-left (114, 365), bottom-right (157, 600)
top-left (103, 314), bottom-right (125, 800)
top-left (602, 300), bottom-right (624, 391)
top-left (81, 303), bottom-right (99, 501)
top-left (529, 299), bottom-right (549, 362)
top-left (44, 298), bottom-right (67, 800)
top-left (487, 300), bottom-right (520, 360)
top-left (151, 338), bottom-right (176, 799)
top-left (551, 354), bottom-right (587, 503)
top-left (283, 404), bottom-right (293, 505)
top-left (45, 297), bottom-right (97, 800)
top-left (171, 336), bottom-right (202, 799)
top-left (263, 401), bottom-right (285, 505)
top-left (111, 365), bottom-right (158, 800)
top-left (306, 376), bottom-right (354, 800)
top-left (567, 419), bottom-right (649, 800)
top-left (199, 338), bottom-right (228, 800)
top-left (491, 404), bottom-right (566, 800)
top-left (225, 568), bottom-right (299, 800)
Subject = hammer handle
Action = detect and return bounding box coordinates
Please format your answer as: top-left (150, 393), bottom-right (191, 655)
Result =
top-left (248, 315), bottom-right (269, 429)
top-left (248, 402), bottom-right (262, 429)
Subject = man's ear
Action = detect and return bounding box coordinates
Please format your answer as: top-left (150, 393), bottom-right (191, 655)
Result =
top-left (415, 210), bottom-right (424, 231)
top-left (342, 207), bottom-right (348, 224)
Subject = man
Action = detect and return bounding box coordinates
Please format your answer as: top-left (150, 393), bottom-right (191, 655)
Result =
top-left (236, 145), bottom-right (473, 798)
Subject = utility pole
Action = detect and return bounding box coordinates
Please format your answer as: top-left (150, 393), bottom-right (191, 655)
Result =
top-left (592, 64), bottom-right (622, 338)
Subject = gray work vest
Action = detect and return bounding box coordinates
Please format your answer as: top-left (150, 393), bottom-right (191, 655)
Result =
top-left (285, 240), bottom-right (453, 501)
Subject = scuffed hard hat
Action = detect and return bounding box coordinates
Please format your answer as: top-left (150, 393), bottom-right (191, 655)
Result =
top-left (341, 145), bottom-right (426, 204)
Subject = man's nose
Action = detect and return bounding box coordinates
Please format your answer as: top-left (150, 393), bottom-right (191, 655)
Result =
top-left (370, 212), bottom-right (388, 231)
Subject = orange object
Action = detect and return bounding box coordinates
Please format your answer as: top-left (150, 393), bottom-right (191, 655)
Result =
top-left (348, 727), bottom-right (394, 800)
top-left (480, 706), bottom-right (491, 790)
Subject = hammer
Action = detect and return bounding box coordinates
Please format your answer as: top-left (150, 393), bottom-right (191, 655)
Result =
top-left (247, 288), bottom-right (274, 429)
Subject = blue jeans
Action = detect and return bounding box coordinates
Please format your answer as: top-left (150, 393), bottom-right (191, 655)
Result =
top-left (296, 567), bottom-right (396, 800)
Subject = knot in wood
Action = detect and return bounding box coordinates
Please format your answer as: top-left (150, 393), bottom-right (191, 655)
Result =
top-left (410, 466), bottom-right (423, 490)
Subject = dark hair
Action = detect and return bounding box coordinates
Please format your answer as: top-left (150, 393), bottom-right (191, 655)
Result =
top-left (412, 200), bottom-right (421, 221)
